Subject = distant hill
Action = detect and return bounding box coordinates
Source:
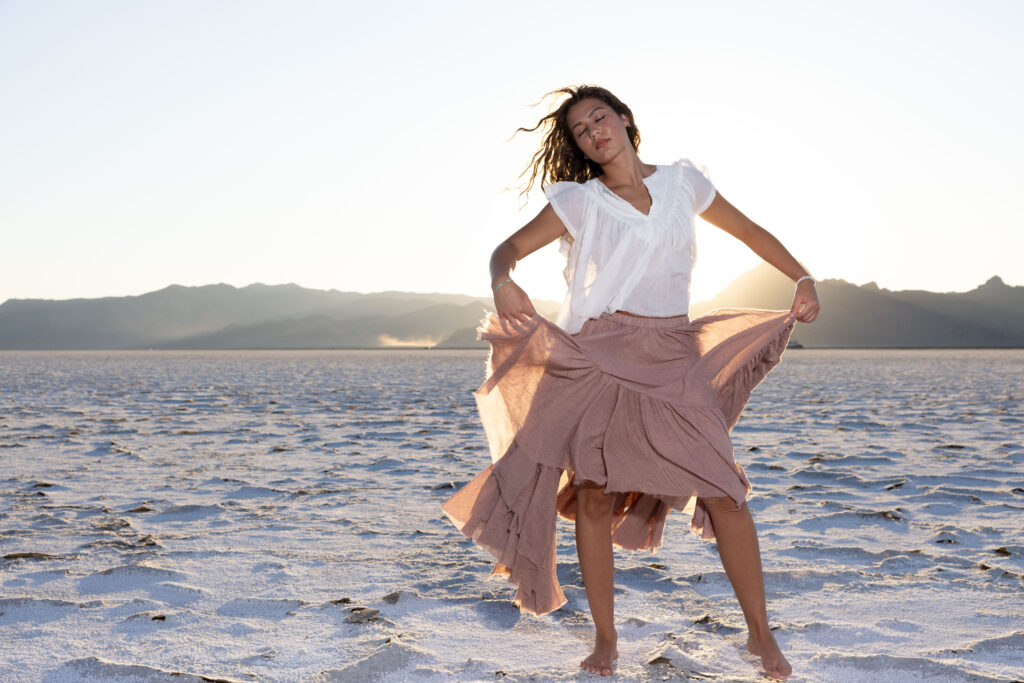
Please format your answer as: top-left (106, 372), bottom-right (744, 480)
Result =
top-left (690, 263), bottom-right (1024, 348)
top-left (0, 271), bottom-right (1021, 349)
top-left (0, 284), bottom-right (558, 350)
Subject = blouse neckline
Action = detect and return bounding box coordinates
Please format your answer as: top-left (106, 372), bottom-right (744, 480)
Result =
top-left (589, 165), bottom-right (663, 219)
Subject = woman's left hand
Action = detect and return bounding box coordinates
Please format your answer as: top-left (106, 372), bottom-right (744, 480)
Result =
top-left (790, 279), bottom-right (820, 323)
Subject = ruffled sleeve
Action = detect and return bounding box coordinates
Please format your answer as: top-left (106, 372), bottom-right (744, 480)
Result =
top-left (542, 181), bottom-right (588, 239)
top-left (675, 158), bottom-right (716, 215)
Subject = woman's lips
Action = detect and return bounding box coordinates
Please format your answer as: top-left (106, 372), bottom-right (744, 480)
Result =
top-left (596, 138), bottom-right (609, 149)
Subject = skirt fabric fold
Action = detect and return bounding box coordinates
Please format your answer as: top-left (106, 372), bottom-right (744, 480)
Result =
top-left (441, 308), bottom-right (796, 616)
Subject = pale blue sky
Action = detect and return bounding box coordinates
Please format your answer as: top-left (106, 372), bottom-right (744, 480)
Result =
top-left (1, 0), bottom-right (1021, 304)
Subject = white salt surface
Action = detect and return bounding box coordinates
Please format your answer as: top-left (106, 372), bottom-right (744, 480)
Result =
top-left (1, 348), bottom-right (1022, 682)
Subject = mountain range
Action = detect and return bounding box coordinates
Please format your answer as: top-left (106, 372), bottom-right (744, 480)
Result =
top-left (0, 264), bottom-right (1021, 349)
top-left (689, 263), bottom-right (1023, 348)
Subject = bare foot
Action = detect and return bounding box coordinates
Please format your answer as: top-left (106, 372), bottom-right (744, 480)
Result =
top-left (580, 636), bottom-right (618, 676)
top-left (747, 629), bottom-right (792, 679)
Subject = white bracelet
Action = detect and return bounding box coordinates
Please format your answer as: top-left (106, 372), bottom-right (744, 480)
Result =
top-left (795, 275), bottom-right (814, 286)
top-left (493, 278), bottom-right (513, 293)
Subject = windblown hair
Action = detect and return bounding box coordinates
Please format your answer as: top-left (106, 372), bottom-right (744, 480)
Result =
top-left (514, 85), bottom-right (641, 200)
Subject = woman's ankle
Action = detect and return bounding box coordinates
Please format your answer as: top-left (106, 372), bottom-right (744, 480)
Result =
top-left (747, 620), bottom-right (774, 640)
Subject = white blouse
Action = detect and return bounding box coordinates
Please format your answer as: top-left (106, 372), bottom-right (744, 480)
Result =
top-left (543, 158), bottom-right (716, 334)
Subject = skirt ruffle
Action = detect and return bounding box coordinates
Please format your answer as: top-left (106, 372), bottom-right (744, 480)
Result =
top-left (441, 308), bottom-right (796, 615)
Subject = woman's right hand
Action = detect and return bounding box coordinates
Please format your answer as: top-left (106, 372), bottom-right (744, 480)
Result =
top-left (488, 203), bottom-right (568, 326)
top-left (493, 279), bottom-right (537, 325)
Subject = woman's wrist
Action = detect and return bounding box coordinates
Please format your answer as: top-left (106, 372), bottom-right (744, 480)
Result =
top-left (795, 275), bottom-right (815, 287)
top-left (492, 277), bottom-right (514, 293)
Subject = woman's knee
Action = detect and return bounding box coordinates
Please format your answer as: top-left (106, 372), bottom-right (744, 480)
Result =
top-left (576, 484), bottom-right (614, 519)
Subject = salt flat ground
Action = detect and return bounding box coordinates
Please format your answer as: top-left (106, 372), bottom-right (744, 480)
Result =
top-left (0, 348), bottom-right (1022, 682)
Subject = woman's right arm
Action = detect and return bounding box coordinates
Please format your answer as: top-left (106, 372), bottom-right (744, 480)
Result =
top-left (491, 203), bottom-right (568, 324)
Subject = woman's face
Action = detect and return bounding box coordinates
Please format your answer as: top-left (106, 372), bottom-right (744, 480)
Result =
top-left (566, 97), bottom-right (631, 165)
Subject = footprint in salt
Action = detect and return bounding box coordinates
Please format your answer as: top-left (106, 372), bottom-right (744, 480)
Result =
top-left (810, 652), bottom-right (998, 681)
top-left (0, 597), bottom-right (81, 625)
top-left (960, 631), bottom-right (1024, 665)
top-left (215, 597), bottom-right (305, 619)
top-left (315, 638), bottom-right (437, 682)
top-left (8, 568), bottom-right (69, 587)
top-left (78, 564), bottom-right (189, 594)
top-left (472, 598), bottom-right (520, 630)
top-left (615, 564), bottom-right (677, 594)
top-left (44, 656), bottom-right (229, 683)
top-left (799, 620), bottom-right (907, 647)
top-left (250, 561), bottom-right (295, 582)
top-left (795, 507), bottom-right (906, 532)
top-left (151, 503), bottom-right (226, 521)
top-left (874, 552), bottom-right (933, 573)
top-left (83, 441), bottom-right (140, 459)
top-left (877, 618), bottom-right (922, 634)
top-left (224, 485), bottom-right (288, 499)
top-left (149, 581), bottom-right (208, 605)
top-left (645, 630), bottom-right (750, 680)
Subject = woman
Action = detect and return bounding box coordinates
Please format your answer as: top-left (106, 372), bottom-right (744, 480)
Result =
top-left (442, 84), bottom-right (818, 679)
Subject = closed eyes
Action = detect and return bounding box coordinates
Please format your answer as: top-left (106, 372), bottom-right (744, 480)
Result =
top-left (575, 115), bottom-right (606, 139)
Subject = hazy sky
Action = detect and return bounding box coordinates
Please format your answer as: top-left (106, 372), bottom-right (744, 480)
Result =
top-left (2, 0), bottom-right (1022, 305)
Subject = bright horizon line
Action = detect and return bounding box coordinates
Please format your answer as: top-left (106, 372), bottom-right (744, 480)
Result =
top-left (1, 270), bottom-right (1018, 307)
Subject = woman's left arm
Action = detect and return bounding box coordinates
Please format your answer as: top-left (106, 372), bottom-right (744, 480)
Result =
top-left (699, 192), bottom-right (820, 323)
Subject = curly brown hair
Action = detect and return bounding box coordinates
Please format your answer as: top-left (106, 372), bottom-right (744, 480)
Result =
top-left (514, 84), bottom-right (641, 200)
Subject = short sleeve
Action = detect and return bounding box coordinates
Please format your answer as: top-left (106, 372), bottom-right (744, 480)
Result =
top-left (675, 158), bottom-right (716, 215)
top-left (542, 181), bottom-right (588, 238)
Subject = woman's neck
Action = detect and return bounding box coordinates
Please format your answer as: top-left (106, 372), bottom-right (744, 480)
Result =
top-left (598, 152), bottom-right (656, 188)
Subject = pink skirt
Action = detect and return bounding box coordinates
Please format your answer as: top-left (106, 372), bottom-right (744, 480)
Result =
top-left (441, 308), bottom-right (796, 616)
